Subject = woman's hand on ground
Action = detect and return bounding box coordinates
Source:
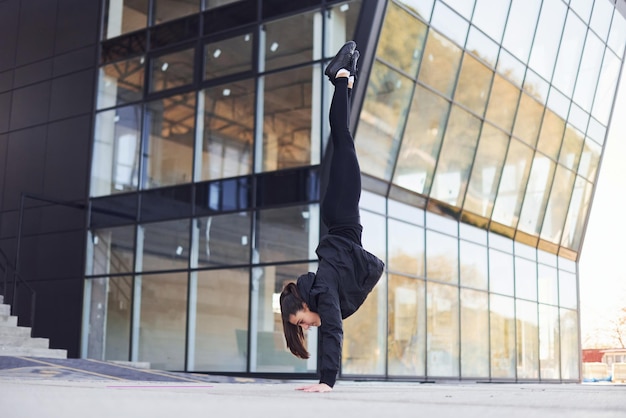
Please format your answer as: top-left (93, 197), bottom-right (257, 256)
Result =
top-left (295, 383), bottom-right (333, 392)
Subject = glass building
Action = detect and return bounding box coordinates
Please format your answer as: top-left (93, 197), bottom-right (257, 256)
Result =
top-left (6, 0), bottom-right (621, 382)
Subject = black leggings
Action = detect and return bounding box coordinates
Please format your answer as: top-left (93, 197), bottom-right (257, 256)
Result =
top-left (321, 78), bottom-right (363, 245)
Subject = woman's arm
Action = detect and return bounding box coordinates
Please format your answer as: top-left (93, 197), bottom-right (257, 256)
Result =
top-left (313, 290), bottom-right (343, 389)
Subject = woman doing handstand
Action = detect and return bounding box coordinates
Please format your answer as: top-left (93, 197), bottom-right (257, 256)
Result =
top-left (279, 41), bottom-right (385, 393)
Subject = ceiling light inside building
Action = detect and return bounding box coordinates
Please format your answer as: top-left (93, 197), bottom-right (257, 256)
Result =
top-left (161, 62), bottom-right (169, 71)
top-left (223, 88), bottom-right (231, 96)
top-left (176, 245), bottom-right (183, 256)
top-left (213, 49), bottom-right (221, 58)
top-left (270, 42), bottom-right (279, 52)
top-left (340, 4), bottom-right (349, 12)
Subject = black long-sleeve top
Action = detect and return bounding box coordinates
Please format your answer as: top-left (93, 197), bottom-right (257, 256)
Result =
top-left (296, 234), bottom-right (385, 387)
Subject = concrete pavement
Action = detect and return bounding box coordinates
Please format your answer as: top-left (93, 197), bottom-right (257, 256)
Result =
top-left (0, 357), bottom-right (625, 418)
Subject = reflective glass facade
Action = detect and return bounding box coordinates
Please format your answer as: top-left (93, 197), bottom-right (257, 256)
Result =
top-left (84, 0), bottom-right (626, 382)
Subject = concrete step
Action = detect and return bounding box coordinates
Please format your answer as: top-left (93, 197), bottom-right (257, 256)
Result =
top-left (0, 335), bottom-right (49, 349)
top-left (0, 304), bottom-right (10, 316)
top-left (0, 315), bottom-right (18, 327)
top-left (0, 346), bottom-right (67, 359)
top-left (0, 325), bottom-right (31, 337)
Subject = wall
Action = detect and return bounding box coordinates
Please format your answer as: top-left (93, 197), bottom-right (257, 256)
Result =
top-left (0, 0), bottom-right (101, 356)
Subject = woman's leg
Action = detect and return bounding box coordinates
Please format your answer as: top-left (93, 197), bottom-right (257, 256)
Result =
top-left (321, 75), bottom-right (362, 242)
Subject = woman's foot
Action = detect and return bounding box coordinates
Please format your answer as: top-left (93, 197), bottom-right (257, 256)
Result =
top-left (325, 41), bottom-right (356, 84)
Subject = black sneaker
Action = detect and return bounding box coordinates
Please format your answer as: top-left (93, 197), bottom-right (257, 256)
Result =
top-left (325, 40), bottom-right (356, 84)
top-left (349, 49), bottom-right (360, 80)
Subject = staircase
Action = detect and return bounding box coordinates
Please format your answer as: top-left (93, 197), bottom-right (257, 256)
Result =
top-left (0, 294), bottom-right (67, 359)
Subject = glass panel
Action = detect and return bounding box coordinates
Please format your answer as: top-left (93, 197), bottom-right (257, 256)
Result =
top-left (472, 0), bottom-right (511, 43)
top-left (516, 299), bottom-right (539, 379)
top-left (430, 1), bottom-right (469, 48)
top-left (559, 270), bottom-right (577, 309)
top-left (418, 30), bottom-right (463, 98)
top-left (560, 308), bottom-right (579, 380)
top-left (485, 74), bottom-right (521, 132)
top-left (426, 211), bottom-right (458, 236)
top-left (388, 219), bottom-right (425, 277)
top-left (538, 304), bottom-right (560, 379)
top-left (517, 154), bottom-right (556, 236)
top-left (454, 53), bottom-right (492, 117)
top-left (560, 177), bottom-right (592, 251)
top-left (589, 0), bottom-right (613, 42)
top-left (514, 241), bottom-right (536, 261)
top-left (502, 0), bottom-right (541, 62)
top-left (86, 276), bottom-right (132, 361)
top-left (426, 230), bottom-right (458, 284)
top-left (344, 211), bottom-right (386, 375)
top-left (489, 248), bottom-right (514, 296)
top-left (578, 138), bottom-right (601, 181)
top-left (430, 106), bottom-right (480, 206)
top-left (513, 93), bottom-right (544, 147)
top-left (463, 122), bottom-right (508, 218)
top-left (358, 63), bottom-right (414, 181)
top-left (587, 117), bottom-right (606, 145)
top-left (490, 294), bottom-right (515, 378)
top-left (198, 79), bottom-right (254, 181)
top-left (388, 275), bottom-right (426, 376)
top-left (89, 226), bottom-right (135, 275)
top-left (344, 266), bottom-right (387, 374)
top-left (497, 49), bottom-right (525, 87)
top-left (195, 212), bottom-right (251, 268)
top-left (568, 103), bottom-right (589, 135)
top-left (97, 57), bottom-right (145, 110)
top-left (204, 32), bottom-right (253, 80)
top-left (263, 11), bottom-right (316, 72)
top-left (104, 0), bottom-right (149, 39)
top-left (459, 223), bottom-right (487, 245)
top-left (573, 32), bottom-right (604, 112)
top-left (427, 282), bottom-right (459, 377)
top-left (515, 256), bottom-right (537, 301)
top-left (460, 288), bottom-right (489, 377)
top-left (144, 92), bottom-right (195, 188)
top-left (255, 204), bottom-right (315, 264)
top-left (491, 138), bottom-right (534, 227)
top-left (540, 166), bottom-right (576, 244)
top-left (466, 25), bottom-right (499, 68)
top-left (393, 85), bottom-right (450, 194)
top-left (138, 272), bottom-right (187, 370)
top-left (608, 11), bottom-right (626, 58)
top-left (442, 0), bottom-right (475, 20)
top-left (538, 264), bottom-right (558, 305)
top-left (460, 240), bottom-right (488, 290)
top-left (396, 0), bottom-right (435, 21)
top-left (523, 69), bottom-right (549, 104)
top-left (261, 66), bottom-right (317, 172)
top-left (388, 199), bottom-right (425, 225)
top-left (592, 50), bottom-right (621, 125)
top-left (558, 124), bottom-right (584, 171)
top-left (91, 106), bottom-right (142, 197)
top-left (546, 87), bottom-right (569, 121)
top-left (192, 267), bottom-right (249, 372)
top-left (489, 231), bottom-right (512, 253)
top-left (140, 219), bottom-right (190, 271)
top-left (376, 2), bottom-right (428, 78)
top-left (536, 109), bottom-right (565, 161)
top-left (153, 0), bottom-right (199, 25)
top-left (150, 48), bottom-right (195, 93)
top-left (251, 263), bottom-right (313, 372)
top-left (552, 11), bottom-right (586, 97)
top-left (569, 0), bottom-right (593, 23)
top-left (528, 0), bottom-right (567, 82)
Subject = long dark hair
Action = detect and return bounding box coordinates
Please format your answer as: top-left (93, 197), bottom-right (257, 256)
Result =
top-left (279, 282), bottom-right (310, 359)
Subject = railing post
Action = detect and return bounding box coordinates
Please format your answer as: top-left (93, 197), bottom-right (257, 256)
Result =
top-left (13, 194), bottom-right (26, 315)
